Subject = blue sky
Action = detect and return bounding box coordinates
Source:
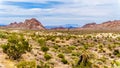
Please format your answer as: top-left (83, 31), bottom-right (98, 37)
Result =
top-left (0, 0), bottom-right (120, 26)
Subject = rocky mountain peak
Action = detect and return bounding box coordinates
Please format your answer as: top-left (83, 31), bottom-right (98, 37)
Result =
top-left (6, 18), bottom-right (46, 30)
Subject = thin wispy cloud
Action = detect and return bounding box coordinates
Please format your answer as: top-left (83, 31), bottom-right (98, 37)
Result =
top-left (0, 0), bottom-right (120, 26)
top-left (3, 1), bottom-right (63, 9)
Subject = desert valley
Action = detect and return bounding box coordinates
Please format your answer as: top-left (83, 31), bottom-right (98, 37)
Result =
top-left (0, 18), bottom-right (120, 68)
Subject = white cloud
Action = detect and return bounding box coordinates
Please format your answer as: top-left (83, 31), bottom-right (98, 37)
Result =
top-left (0, 0), bottom-right (120, 25)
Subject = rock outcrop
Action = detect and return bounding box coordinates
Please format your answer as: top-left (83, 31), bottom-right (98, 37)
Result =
top-left (6, 18), bottom-right (46, 30)
top-left (81, 20), bottom-right (120, 30)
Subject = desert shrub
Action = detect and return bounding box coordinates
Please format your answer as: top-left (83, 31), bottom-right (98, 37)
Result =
top-left (113, 49), bottom-right (120, 57)
top-left (72, 51), bottom-right (81, 57)
top-left (46, 36), bottom-right (56, 41)
top-left (2, 35), bottom-right (32, 60)
top-left (61, 58), bottom-right (68, 64)
top-left (113, 50), bottom-right (119, 55)
top-left (57, 53), bottom-right (64, 59)
top-left (47, 36), bottom-right (56, 42)
top-left (16, 60), bottom-right (36, 68)
top-left (0, 33), bottom-right (6, 38)
top-left (82, 44), bottom-right (89, 50)
top-left (38, 39), bottom-right (46, 46)
top-left (41, 46), bottom-right (49, 52)
top-left (37, 61), bottom-right (50, 68)
top-left (114, 60), bottom-right (120, 66)
top-left (44, 54), bottom-right (52, 61)
top-left (68, 46), bottom-right (76, 50)
top-left (52, 45), bottom-right (59, 49)
top-left (60, 46), bottom-right (72, 54)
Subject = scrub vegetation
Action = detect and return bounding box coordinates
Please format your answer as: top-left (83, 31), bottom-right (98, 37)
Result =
top-left (0, 29), bottom-right (120, 68)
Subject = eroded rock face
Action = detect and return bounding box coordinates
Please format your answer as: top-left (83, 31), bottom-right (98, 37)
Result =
top-left (6, 18), bottom-right (46, 30)
top-left (81, 20), bottom-right (120, 30)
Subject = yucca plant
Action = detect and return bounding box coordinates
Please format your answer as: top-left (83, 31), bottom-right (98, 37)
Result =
top-left (77, 50), bottom-right (93, 68)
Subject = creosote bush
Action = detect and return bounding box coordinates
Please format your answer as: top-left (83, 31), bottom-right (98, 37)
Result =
top-left (2, 35), bottom-right (32, 60)
top-left (16, 60), bottom-right (36, 68)
top-left (61, 58), bottom-right (68, 64)
top-left (57, 53), bottom-right (64, 59)
top-left (37, 61), bottom-right (51, 68)
top-left (38, 39), bottom-right (46, 46)
top-left (0, 32), bottom-right (7, 38)
top-left (41, 46), bottom-right (49, 52)
top-left (113, 49), bottom-right (120, 57)
top-left (44, 54), bottom-right (52, 61)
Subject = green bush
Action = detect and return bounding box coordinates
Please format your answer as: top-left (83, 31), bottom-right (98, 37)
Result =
top-left (37, 61), bottom-right (50, 68)
top-left (72, 51), bottom-right (81, 57)
top-left (60, 47), bottom-right (72, 54)
top-left (44, 54), bottom-right (52, 61)
top-left (38, 39), bottom-right (46, 46)
top-left (113, 49), bottom-right (120, 57)
top-left (2, 35), bottom-right (32, 60)
top-left (0, 33), bottom-right (6, 38)
top-left (41, 46), bottom-right (49, 52)
top-left (53, 45), bottom-right (59, 49)
top-left (57, 53), bottom-right (64, 59)
top-left (16, 60), bottom-right (36, 68)
top-left (68, 46), bottom-right (76, 50)
top-left (61, 58), bottom-right (68, 64)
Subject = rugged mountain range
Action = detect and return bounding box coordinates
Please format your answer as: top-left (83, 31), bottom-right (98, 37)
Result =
top-left (6, 18), bottom-right (46, 30)
top-left (3, 18), bottom-right (120, 30)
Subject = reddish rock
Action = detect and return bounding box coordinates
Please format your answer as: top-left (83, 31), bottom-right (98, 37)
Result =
top-left (6, 18), bottom-right (46, 30)
top-left (80, 20), bottom-right (120, 30)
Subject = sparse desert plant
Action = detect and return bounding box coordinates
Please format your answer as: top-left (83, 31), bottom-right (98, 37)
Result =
top-left (114, 60), bottom-right (120, 67)
top-left (50, 36), bottom-right (56, 42)
top-left (37, 61), bottom-right (51, 68)
top-left (16, 60), bottom-right (36, 68)
top-left (52, 45), bottom-right (59, 49)
top-left (57, 53), bottom-right (65, 59)
top-left (113, 49), bottom-right (120, 57)
top-left (61, 58), bottom-right (68, 64)
top-left (2, 35), bottom-right (32, 60)
top-left (72, 51), bottom-right (81, 57)
top-left (83, 44), bottom-right (89, 50)
top-left (68, 45), bottom-right (76, 50)
top-left (44, 54), bottom-right (52, 61)
top-left (38, 39), bottom-right (46, 46)
top-left (41, 46), bottom-right (49, 52)
top-left (0, 32), bottom-right (7, 38)
top-left (60, 46), bottom-right (72, 54)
